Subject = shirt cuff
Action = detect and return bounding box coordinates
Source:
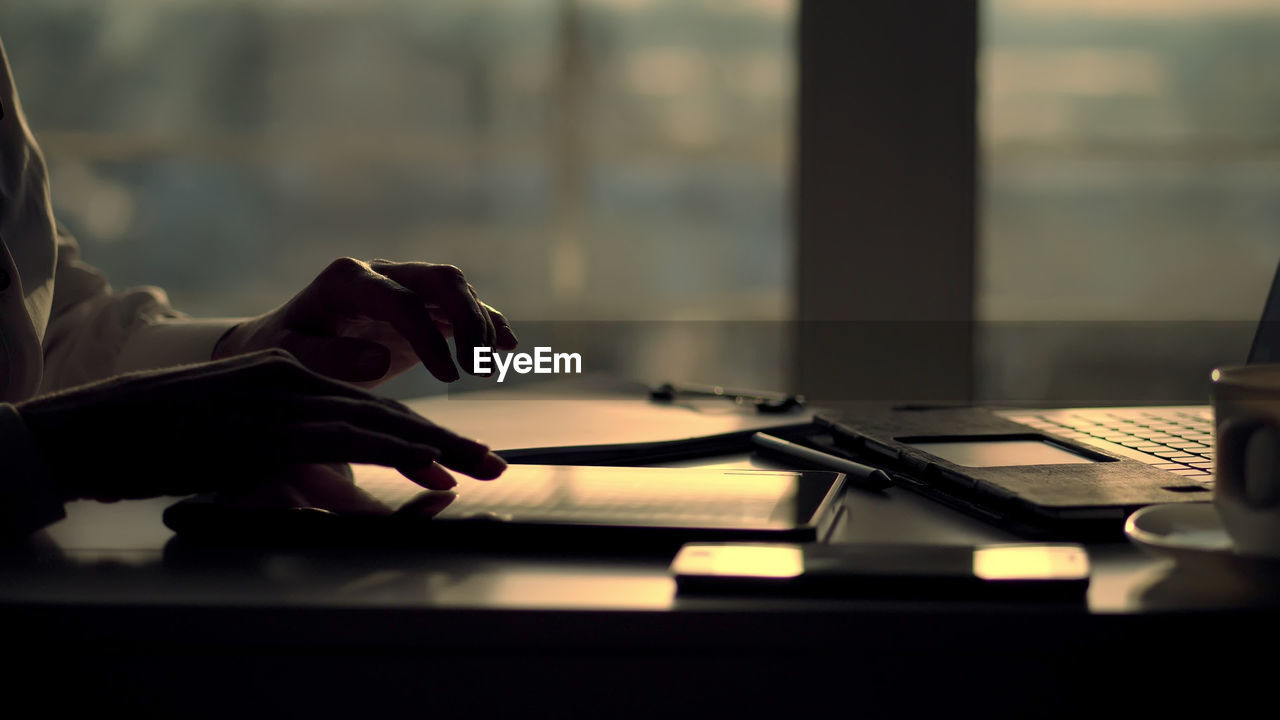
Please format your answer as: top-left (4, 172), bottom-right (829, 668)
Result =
top-left (114, 317), bottom-right (242, 375)
top-left (0, 403), bottom-right (64, 538)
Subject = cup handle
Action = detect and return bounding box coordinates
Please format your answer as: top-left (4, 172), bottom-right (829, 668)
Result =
top-left (1217, 417), bottom-right (1280, 510)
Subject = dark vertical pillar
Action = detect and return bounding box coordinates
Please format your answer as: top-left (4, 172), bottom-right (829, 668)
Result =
top-left (794, 1), bottom-right (977, 403)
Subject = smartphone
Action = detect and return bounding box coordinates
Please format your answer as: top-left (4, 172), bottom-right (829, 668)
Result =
top-left (671, 542), bottom-right (1090, 600)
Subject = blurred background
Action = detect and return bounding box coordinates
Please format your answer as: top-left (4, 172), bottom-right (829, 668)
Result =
top-left (979, 0), bottom-right (1280, 405)
top-left (2, 0), bottom-right (1278, 403)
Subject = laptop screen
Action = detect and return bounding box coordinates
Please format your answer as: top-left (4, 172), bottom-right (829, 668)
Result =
top-left (1248, 259), bottom-right (1280, 363)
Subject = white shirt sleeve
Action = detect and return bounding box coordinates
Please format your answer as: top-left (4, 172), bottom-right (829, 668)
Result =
top-left (0, 402), bottom-right (62, 538)
top-left (3, 35), bottom-right (245, 395)
top-left (38, 223), bottom-right (241, 392)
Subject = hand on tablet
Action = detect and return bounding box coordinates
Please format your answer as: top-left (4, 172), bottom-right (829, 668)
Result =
top-left (212, 258), bottom-right (518, 386)
top-left (213, 463), bottom-right (457, 518)
top-left (215, 463), bottom-right (392, 514)
top-left (16, 350), bottom-right (506, 502)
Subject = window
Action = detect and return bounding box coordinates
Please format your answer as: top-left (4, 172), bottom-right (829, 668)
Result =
top-left (3, 0), bottom-right (793, 398)
top-left (980, 0), bottom-right (1280, 405)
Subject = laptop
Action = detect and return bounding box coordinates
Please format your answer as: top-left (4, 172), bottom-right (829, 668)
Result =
top-left (815, 260), bottom-right (1280, 539)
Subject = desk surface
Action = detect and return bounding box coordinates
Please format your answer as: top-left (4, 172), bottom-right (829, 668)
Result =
top-left (3, 392), bottom-right (1277, 714)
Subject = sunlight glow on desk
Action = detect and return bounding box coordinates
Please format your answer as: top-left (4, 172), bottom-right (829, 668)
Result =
top-left (973, 544), bottom-right (1090, 581)
top-left (443, 568), bottom-right (675, 610)
top-left (673, 543), bottom-right (804, 579)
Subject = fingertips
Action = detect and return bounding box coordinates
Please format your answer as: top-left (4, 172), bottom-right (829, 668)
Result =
top-left (484, 304), bottom-right (517, 350)
top-left (285, 422), bottom-right (444, 472)
top-left (473, 451), bottom-right (507, 480)
top-left (403, 463), bottom-right (457, 490)
top-left (496, 325), bottom-right (518, 351)
top-left (410, 338), bottom-right (458, 382)
top-left (436, 445), bottom-right (507, 480)
top-left (346, 265), bottom-right (461, 382)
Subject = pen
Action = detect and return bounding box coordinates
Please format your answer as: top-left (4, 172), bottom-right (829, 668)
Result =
top-left (751, 432), bottom-right (894, 491)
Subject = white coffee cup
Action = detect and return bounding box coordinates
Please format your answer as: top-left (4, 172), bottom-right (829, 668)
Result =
top-left (1211, 364), bottom-right (1280, 557)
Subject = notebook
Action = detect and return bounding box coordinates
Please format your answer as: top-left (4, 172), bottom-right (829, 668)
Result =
top-left (815, 259), bottom-right (1280, 539)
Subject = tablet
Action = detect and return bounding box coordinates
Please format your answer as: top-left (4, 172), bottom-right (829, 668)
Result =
top-left (162, 464), bottom-right (847, 550)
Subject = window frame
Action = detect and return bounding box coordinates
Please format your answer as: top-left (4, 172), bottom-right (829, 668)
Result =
top-left (794, 1), bottom-right (977, 403)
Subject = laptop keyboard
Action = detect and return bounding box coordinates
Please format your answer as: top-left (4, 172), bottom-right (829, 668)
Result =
top-left (1006, 408), bottom-right (1216, 484)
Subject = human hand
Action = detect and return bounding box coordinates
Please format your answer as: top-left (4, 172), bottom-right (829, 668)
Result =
top-left (212, 258), bottom-right (517, 386)
top-left (16, 350), bottom-right (506, 502)
top-left (213, 462), bottom-right (457, 519)
top-left (214, 463), bottom-right (394, 514)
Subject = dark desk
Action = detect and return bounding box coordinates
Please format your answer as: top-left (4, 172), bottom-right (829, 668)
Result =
top-left (3, 395), bottom-right (1276, 716)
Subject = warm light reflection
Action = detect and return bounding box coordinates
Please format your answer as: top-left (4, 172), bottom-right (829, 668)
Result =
top-left (353, 464), bottom-right (798, 527)
top-left (973, 545), bottom-right (1090, 581)
top-left (483, 571), bottom-right (675, 609)
top-left (678, 543), bottom-right (804, 578)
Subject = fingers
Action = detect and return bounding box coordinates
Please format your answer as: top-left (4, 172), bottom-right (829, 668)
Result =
top-left (321, 259), bottom-right (459, 382)
top-left (271, 421), bottom-right (494, 490)
top-left (395, 489), bottom-right (458, 518)
top-left (282, 395), bottom-right (507, 481)
top-left (275, 463), bottom-right (398, 514)
top-left (228, 353), bottom-right (502, 483)
top-left (20, 347), bottom-right (504, 502)
top-left (400, 463), bottom-right (458, 492)
top-left (189, 355), bottom-right (502, 489)
top-left (211, 321), bottom-right (510, 484)
top-left (466, 283), bottom-right (496, 348)
top-left (372, 261), bottom-right (508, 375)
top-left (310, 258), bottom-right (514, 379)
top-left (484, 301), bottom-right (518, 350)
top-left (278, 422), bottom-right (443, 473)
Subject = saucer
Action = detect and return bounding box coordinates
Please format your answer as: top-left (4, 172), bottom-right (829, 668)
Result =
top-left (1125, 503), bottom-right (1280, 572)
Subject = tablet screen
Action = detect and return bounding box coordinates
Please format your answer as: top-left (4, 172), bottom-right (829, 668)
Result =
top-left (163, 464), bottom-right (847, 543)
top-left (355, 464), bottom-right (839, 530)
